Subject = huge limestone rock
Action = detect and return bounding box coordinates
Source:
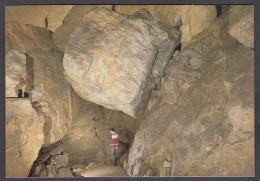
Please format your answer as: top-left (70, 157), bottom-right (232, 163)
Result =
top-left (6, 99), bottom-right (45, 177)
top-left (115, 5), bottom-right (217, 42)
top-left (228, 5), bottom-right (254, 48)
top-left (63, 8), bottom-right (181, 117)
top-left (53, 5), bottom-right (112, 51)
top-left (5, 5), bottom-right (73, 32)
top-left (6, 22), bottom-right (77, 144)
top-left (125, 8), bottom-right (254, 176)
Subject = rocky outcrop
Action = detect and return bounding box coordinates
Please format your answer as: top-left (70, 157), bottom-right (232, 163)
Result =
top-left (63, 8), bottom-right (181, 117)
top-left (5, 5), bottom-right (73, 32)
top-left (228, 5), bottom-right (254, 48)
top-left (125, 7), bottom-right (254, 176)
top-left (5, 50), bottom-right (27, 97)
top-left (6, 22), bottom-right (76, 144)
top-left (161, 50), bottom-right (202, 104)
top-left (29, 141), bottom-right (77, 177)
top-left (53, 5), bottom-right (112, 52)
top-left (6, 99), bottom-right (45, 177)
top-left (115, 5), bottom-right (217, 42)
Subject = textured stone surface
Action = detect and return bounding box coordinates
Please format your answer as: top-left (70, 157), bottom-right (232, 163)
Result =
top-left (161, 50), bottom-right (202, 104)
top-left (53, 5), bottom-right (112, 52)
top-left (5, 50), bottom-right (27, 97)
top-left (228, 5), bottom-right (254, 48)
top-left (6, 22), bottom-right (77, 144)
top-left (125, 8), bottom-right (254, 176)
top-left (63, 8), bottom-right (181, 117)
top-left (29, 143), bottom-right (76, 177)
top-left (5, 5), bottom-right (73, 32)
top-left (6, 99), bottom-right (45, 177)
top-left (29, 95), bottom-right (139, 176)
top-left (115, 5), bottom-right (216, 42)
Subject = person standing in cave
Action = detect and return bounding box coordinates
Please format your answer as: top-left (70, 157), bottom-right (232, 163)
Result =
top-left (109, 128), bottom-right (119, 166)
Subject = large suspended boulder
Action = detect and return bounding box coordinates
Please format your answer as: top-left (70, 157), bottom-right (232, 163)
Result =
top-left (6, 99), bottom-right (45, 177)
top-left (63, 8), bottom-right (181, 117)
top-left (228, 5), bottom-right (254, 48)
top-left (53, 5), bottom-right (112, 52)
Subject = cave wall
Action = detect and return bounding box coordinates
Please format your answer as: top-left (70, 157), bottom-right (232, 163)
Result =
top-left (5, 22), bottom-right (77, 144)
top-left (5, 22), bottom-right (78, 176)
top-left (5, 5), bottom-right (254, 177)
top-left (125, 6), bottom-right (254, 176)
top-left (6, 99), bottom-right (45, 177)
top-left (5, 5), bottom-right (73, 32)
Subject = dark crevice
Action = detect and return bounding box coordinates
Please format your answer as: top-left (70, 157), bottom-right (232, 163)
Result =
top-left (216, 5), bottom-right (222, 17)
top-left (24, 92), bottom-right (29, 98)
top-left (93, 126), bottom-right (98, 137)
top-left (112, 5), bottom-right (116, 12)
top-left (175, 43), bottom-right (182, 51)
top-left (45, 17), bottom-right (48, 28)
top-left (18, 89), bottom-right (23, 98)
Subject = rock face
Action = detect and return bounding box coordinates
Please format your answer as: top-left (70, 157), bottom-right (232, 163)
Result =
top-left (161, 50), bottom-right (202, 104)
top-left (29, 141), bottom-right (77, 177)
top-left (125, 7), bottom-right (254, 176)
top-left (6, 99), bottom-right (45, 177)
top-left (5, 50), bottom-right (27, 97)
top-left (63, 8), bottom-right (181, 117)
top-left (30, 95), bottom-right (139, 176)
top-left (53, 5), bottom-right (112, 52)
top-left (5, 5), bottom-right (73, 32)
top-left (228, 5), bottom-right (254, 48)
top-left (115, 5), bottom-right (217, 42)
top-left (6, 22), bottom-right (76, 144)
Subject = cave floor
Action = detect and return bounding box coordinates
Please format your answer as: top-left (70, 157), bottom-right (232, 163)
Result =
top-left (81, 165), bottom-right (127, 177)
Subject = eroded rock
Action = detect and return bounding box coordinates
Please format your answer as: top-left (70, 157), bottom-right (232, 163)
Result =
top-left (115, 5), bottom-right (217, 42)
top-left (6, 22), bottom-right (76, 144)
top-left (53, 5), bottom-right (112, 52)
top-left (63, 8), bottom-right (181, 117)
top-left (29, 142), bottom-right (76, 177)
top-left (126, 8), bottom-right (254, 176)
top-left (5, 5), bottom-right (73, 32)
top-left (161, 50), bottom-right (202, 104)
top-left (228, 5), bottom-right (254, 48)
top-left (6, 99), bottom-right (44, 177)
top-left (5, 50), bottom-right (27, 97)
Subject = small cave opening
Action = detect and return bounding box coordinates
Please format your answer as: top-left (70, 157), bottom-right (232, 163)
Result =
top-left (24, 92), bottom-right (29, 98)
top-left (216, 5), bottom-right (222, 17)
top-left (18, 89), bottom-right (23, 98)
top-left (175, 43), bottom-right (182, 51)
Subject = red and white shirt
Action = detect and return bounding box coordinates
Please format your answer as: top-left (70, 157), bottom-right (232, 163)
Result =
top-left (110, 133), bottom-right (119, 147)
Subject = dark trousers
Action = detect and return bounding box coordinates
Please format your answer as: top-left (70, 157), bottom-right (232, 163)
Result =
top-left (111, 146), bottom-right (116, 164)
